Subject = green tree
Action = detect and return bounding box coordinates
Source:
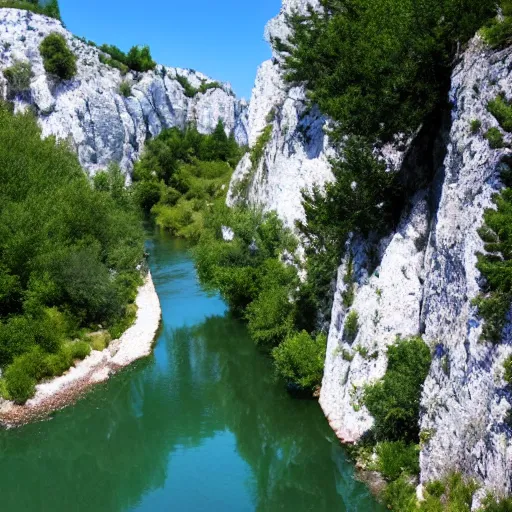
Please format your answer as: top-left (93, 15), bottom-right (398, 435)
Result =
top-left (39, 32), bottom-right (77, 80)
top-left (284, 0), bottom-right (496, 142)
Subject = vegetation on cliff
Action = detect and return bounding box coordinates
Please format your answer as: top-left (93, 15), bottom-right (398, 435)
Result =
top-left (0, 0), bottom-right (60, 20)
top-left (0, 104), bottom-right (144, 403)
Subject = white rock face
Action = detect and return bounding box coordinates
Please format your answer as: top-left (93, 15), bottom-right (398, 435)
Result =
top-left (227, 1), bottom-right (333, 230)
top-left (420, 38), bottom-right (512, 494)
top-left (321, 36), bottom-right (512, 494)
top-left (0, 8), bottom-right (248, 175)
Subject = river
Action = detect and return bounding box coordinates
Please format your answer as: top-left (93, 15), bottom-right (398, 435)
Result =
top-left (0, 230), bottom-right (382, 511)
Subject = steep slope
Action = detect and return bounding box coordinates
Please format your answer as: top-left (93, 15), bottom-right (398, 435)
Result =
top-left (227, 0), bottom-right (333, 230)
top-left (0, 8), bottom-right (248, 174)
top-left (228, 0), bottom-right (512, 498)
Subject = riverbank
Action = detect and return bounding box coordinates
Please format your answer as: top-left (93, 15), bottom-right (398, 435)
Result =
top-left (0, 271), bottom-right (162, 428)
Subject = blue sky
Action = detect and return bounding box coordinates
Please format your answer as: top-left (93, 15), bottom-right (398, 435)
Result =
top-left (59, 0), bottom-right (281, 99)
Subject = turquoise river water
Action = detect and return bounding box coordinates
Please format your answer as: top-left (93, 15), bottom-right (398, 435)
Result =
top-left (0, 230), bottom-right (382, 511)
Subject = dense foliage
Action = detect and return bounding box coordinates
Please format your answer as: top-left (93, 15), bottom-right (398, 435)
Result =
top-left (363, 336), bottom-right (431, 443)
top-left (133, 120), bottom-right (242, 239)
top-left (481, 1), bottom-right (512, 48)
top-left (0, 104), bottom-right (144, 403)
top-left (272, 331), bottom-right (326, 390)
top-left (39, 32), bottom-right (77, 80)
top-left (0, 0), bottom-right (61, 19)
top-left (194, 205), bottom-right (325, 389)
top-left (475, 185), bottom-right (512, 342)
top-left (283, 0), bottom-right (496, 143)
top-left (98, 43), bottom-right (156, 73)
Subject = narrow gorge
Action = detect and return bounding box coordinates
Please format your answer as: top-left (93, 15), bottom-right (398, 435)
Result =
top-left (2, 0), bottom-right (512, 510)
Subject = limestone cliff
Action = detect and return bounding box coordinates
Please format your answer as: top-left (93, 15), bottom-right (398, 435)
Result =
top-left (227, 0), bottom-right (333, 230)
top-left (0, 8), bottom-right (248, 175)
top-left (228, 0), bottom-right (512, 498)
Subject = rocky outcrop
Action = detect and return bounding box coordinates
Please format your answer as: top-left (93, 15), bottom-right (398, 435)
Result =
top-left (0, 8), bottom-right (248, 175)
top-left (227, 0), bottom-right (332, 230)
top-left (228, 0), bottom-right (512, 496)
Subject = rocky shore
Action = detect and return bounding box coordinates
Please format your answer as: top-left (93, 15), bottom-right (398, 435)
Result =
top-left (0, 271), bottom-right (162, 427)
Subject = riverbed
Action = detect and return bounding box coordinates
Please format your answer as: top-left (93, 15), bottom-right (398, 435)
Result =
top-left (0, 230), bottom-right (382, 511)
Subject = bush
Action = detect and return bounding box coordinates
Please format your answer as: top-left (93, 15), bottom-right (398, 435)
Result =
top-left (99, 53), bottom-right (129, 74)
top-left (126, 45), bottom-right (155, 73)
top-left (344, 310), bottom-right (359, 341)
top-left (119, 81), bottom-right (132, 97)
top-left (272, 331), bottom-right (327, 389)
top-left (504, 355), bottom-right (512, 384)
top-left (4, 363), bottom-right (36, 404)
top-left (39, 33), bottom-right (77, 80)
top-left (363, 336), bottom-right (432, 442)
top-left (488, 95), bottom-right (512, 132)
top-left (481, 3), bottom-right (512, 48)
top-left (383, 475), bottom-right (417, 512)
top-left (470, 119), bottom-right (482, 134)
top-left (485, 127), bottom-right (505, 149)
top-left (475, 187), bottom-right (512, 343)
top-left (175, 74), bottom-right (196, 97)
top-left (3, 60), bottom-right (32, 98)
top-left (376, 441), bottom-right (420, 481)
top-left (67, 340), bottom-right (91, 360)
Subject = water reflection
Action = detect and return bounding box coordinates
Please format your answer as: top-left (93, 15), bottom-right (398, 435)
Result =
top-left (0, 233), bottom-right (381, 512)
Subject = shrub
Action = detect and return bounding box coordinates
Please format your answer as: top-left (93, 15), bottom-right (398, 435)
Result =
top-left (4, 363), bottom-right (36, 404)
top-left (363, 336), bottom-right (432, 442)
top-left (67, 341), bottom-right (91, 360)
top-left (481, 4), bottom-right (512, 48)
top-left (246, 287), bottom-right (295, 347)
top-left (485, 127), bottom-right (505, 149)
top-left (475, 187), bottom-right (512, 343)
top-left (3, 60), bottom-right (32, 98)
top-left (504, 355), bottom-right (512, 384)
top-left (250, 124), bottom-right (272, 170)
top-left (344, 310), bottom-right (359, 341)
top-left (376, 441), bottom-right (419, 481)
top-left (272, 331), bottom-right (327, 389)
top-left (175, 74), bottom-right (198, 97)
top-left (470, 119), bottom-right (482, 134)
top-left (198, 81), bottom-right (222, 94)
top-left (133, 181), bottom-right (161, 212)
top-left (126, 45), bottom-right (156, 72)
top-left (87, 331), bottom-right (111, 351)
top-left (383, 475), bottom-right (417, 512)
top-left (119, 81), bottom-right (132, 97)
top-left (39, 33), bottom-right (77, 80)
top-left (99, 54), bottom-right (129, 74)
top-left (488, 95), bottom-right (512, 132)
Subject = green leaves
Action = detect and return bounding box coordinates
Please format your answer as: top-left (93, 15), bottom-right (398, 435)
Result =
top-left (39, 33), bottom-right (77, 80)
top-left (285, 0), bottom-right (495, 142)
top-left (363, 336), bottom-right (432, 442)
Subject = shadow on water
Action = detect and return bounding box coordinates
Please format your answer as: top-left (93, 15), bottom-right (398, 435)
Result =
top-left (0, 231), bottom-right (382, 512)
